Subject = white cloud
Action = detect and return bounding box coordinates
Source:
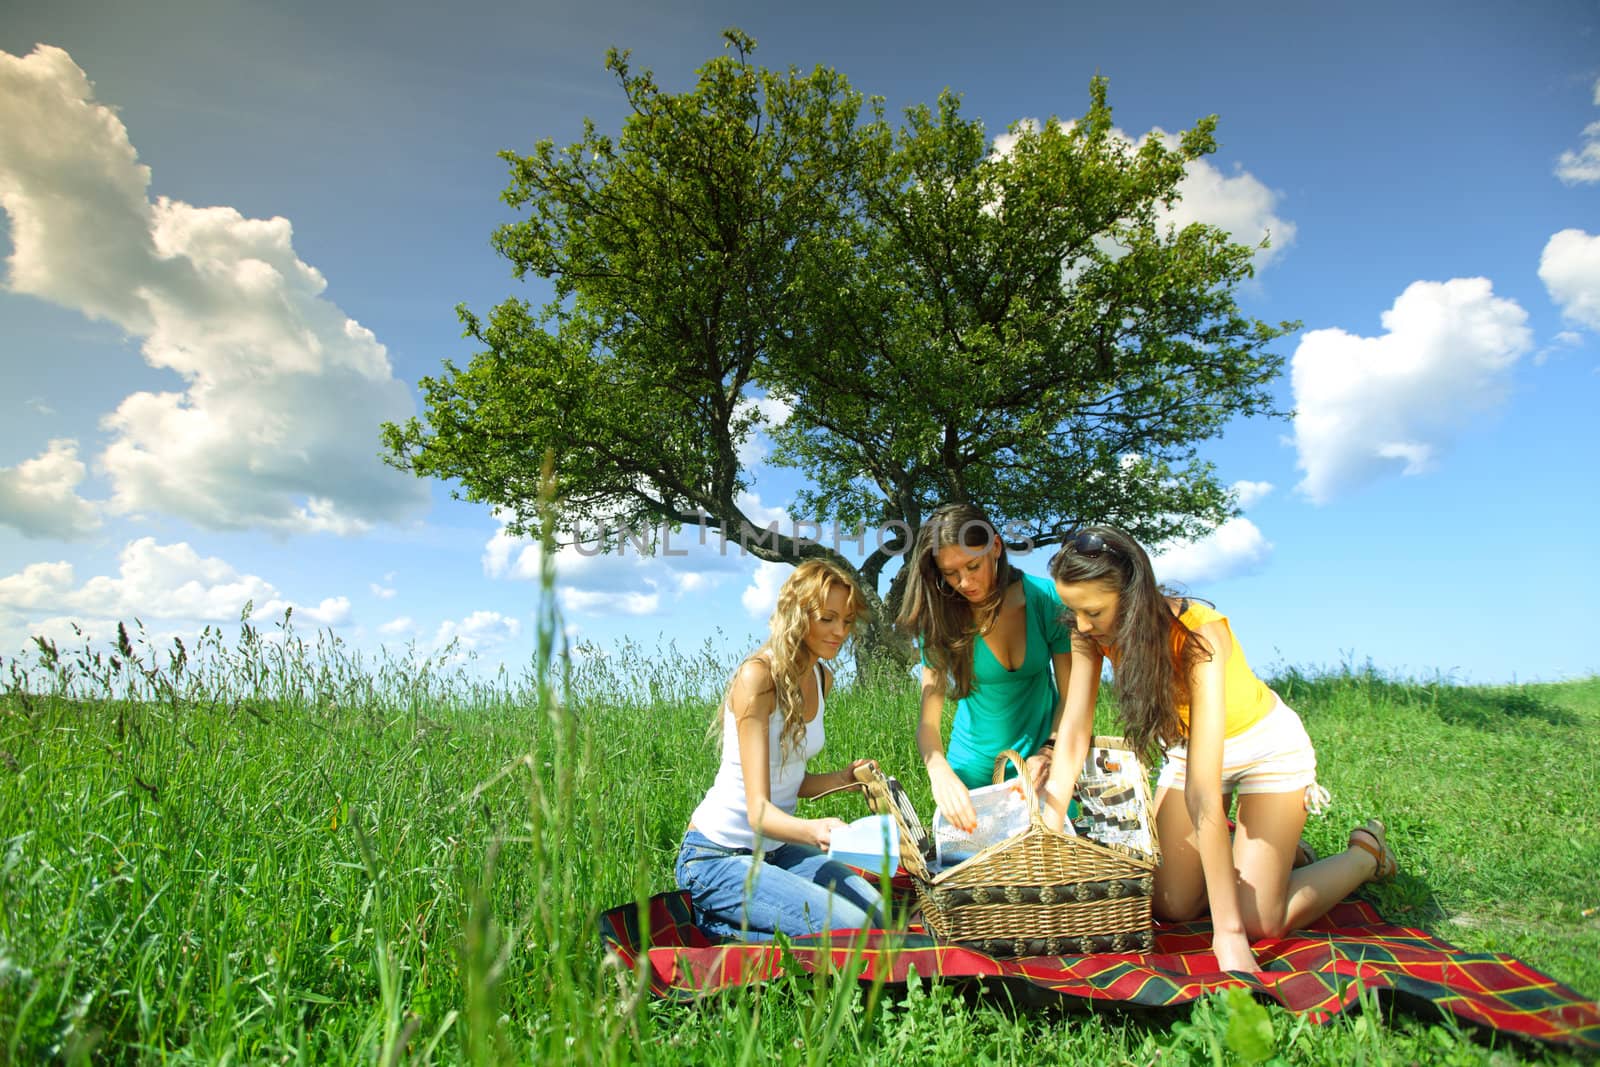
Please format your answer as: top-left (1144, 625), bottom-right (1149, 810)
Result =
top-left (992, 120), bottom-right (1294, 269)
top-left (296, 597), bottom-right (352, 626)
top-left (733, 391), bottom-right (793, 467)
top-left (25, 397), bottom-right (55, 416)
top-left (370, 582), bottom-right (397, 599)
top-left (0, 439), bottom-right (101, 539)
top-left (378, 615), bottom-right (416, 637)
top-left (735, 490), bottom-right (792, 534)
top-left (0, 537), bottom-right (352, 629)
top-left (1557, 122), bottom-right (1600, 184)
top-left (0, 45), bottom-right (427, 534)
top-left (1539, 229), bottom-right (1600, 331)
top-left (1151, 517), bottom-right (1272, 586)
top-left (1230, 480), bottom-right (1274, 509)
top-left (1148, 132), bottom-right (1296, 267)
top-left (559, 588), bottom-right (660, 615)
top-left (433, 611), bottom-right (520, 652)
top-left (480, 496), bottom-right (795, 617)
top-left (741, 560), bottom-right (789, 619)
top-left (1290, 278), bottom-right (1531, 504)
top-left (1554, 79), bottom-right (1600, 185)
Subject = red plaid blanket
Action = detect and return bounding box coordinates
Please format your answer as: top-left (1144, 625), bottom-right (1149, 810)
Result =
top-left (600, 891), bottom-right (1599, 1050)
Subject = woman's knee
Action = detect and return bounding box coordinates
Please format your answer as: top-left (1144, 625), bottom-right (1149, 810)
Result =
top-left (1152, 884), bottom-right (1207, 921)
top-left (1244, 912), bottom-right (1291, 940)
top-left (817, 866), bottom-right (886, 926)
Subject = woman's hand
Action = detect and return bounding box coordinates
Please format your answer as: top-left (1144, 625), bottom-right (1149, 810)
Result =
top-left (1025, 749), bottom-right (1052, 793)
top-left (809, 816), bottom-right (850, 850)
top-left (842, 758), bottom-right (878, 789)
top-left (930, 762), bottom-right (977, 832)
top-left (1212, 929), bottom-right (1259, 973)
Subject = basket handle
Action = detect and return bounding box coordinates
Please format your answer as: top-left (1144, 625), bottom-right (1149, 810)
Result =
top-left (850, 761), bottom-right (932, 880)
top-left (989, 748), bottom-right (1047, 827)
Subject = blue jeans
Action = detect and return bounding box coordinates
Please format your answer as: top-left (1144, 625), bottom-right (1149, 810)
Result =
top-left (675, 830), bottom-right (886, 942)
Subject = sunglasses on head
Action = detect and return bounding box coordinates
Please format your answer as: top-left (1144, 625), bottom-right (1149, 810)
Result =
top-left (1065, 530), bottom-right (1117, 557)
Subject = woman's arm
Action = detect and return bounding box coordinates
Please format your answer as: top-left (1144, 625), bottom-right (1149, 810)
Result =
top-left (1185, 622), bottom-right (1256, 972)
top-left (1027, 650), bottom-right (1075, 792)
top-left (917, 663), bottom-right (976, 832)
top-left (797, 759), bottom-right (877, 799)
top-left (1042, 639), bottom-right (1101, 830)
top-left (792, 663), bottom-right (877, 799)
top-left (732, 662), bottom-right (847, 849)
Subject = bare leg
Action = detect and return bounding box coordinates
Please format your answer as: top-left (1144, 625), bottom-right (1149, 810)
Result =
top-left (1149, 784), bottom-right (1209, 921)
top-left (1233, 792), bottom-right (1389, 939)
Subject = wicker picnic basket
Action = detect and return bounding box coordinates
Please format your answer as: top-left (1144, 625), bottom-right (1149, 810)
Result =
top-left (856, 737), bottom-right (1160, 957)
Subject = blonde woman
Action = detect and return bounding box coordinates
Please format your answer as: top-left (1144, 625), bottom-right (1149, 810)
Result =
top-left (676, 558), bottom-right (886, 941)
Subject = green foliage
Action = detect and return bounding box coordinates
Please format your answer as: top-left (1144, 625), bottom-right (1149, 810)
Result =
top-left (381, 30), bottom-right (1297, 658)
top-left (383, 30), bottom-right (871, 549)
top-left (770, 77), bottom-right (1290, 569)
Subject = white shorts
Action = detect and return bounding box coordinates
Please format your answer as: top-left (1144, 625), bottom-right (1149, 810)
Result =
top-left (1156, 696), bottom-right (1323, 802)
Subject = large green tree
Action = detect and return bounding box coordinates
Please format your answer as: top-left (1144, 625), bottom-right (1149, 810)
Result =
top-left (381, 31), bottom-right (1293, 667)
top-left (767, 81), bottom-right (1291, 619)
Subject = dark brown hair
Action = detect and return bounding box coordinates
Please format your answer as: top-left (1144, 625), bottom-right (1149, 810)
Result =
top-left (1047, 525), bottom-right (1210, 762)
top-left (895, 503), bottom-right (1018, 700)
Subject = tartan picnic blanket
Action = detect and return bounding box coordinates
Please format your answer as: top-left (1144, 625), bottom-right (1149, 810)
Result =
top-left (599, 891), bottom-right (1600, 1050)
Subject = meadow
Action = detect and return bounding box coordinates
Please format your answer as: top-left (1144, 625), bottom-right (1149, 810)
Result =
top-left (0, 602), bottom-right (1596, 1065)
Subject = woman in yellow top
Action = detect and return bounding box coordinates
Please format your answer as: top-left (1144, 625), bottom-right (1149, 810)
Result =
top-left (1043, 526), bottom-right (1398, 973)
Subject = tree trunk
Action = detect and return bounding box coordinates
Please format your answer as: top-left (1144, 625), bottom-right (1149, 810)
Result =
top-left (850, 562), bottom-right (915, 683)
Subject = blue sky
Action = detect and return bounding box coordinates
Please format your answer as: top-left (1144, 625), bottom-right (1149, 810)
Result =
top-left (2, 0), bottom-right (1597, 686)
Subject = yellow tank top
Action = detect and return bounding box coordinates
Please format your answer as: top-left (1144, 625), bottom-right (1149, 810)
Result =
top-left (1107, 601), bottom-right (1275, 739)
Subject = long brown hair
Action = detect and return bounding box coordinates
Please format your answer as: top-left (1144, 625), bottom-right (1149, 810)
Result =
top-left (895, 503), bottom-right (1017, 700)
top-left (719, 558), bottom-right (869, 761)
top-left (1047, 525), bottom-right (1210, 762)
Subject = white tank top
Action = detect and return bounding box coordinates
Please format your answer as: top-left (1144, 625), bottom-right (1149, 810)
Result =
top-left (690, 661), bottom-right (826, 850)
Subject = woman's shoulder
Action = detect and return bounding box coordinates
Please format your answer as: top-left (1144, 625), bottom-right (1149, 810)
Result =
top-left (1177, 598), bottom-right (1226, 627)
top-left (1019, 569), bottom-right (1060, 604)
top-left (728, 656), bottom-right (778, 712)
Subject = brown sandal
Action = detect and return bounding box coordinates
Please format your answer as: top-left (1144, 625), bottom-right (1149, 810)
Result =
top-left (1347, 819), bottom-right (1398, 883)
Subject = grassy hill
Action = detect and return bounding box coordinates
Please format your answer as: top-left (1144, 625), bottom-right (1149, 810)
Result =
top-left (1, 619), bottom-right (1595, 1063)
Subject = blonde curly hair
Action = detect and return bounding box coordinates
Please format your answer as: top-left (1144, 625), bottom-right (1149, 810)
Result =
top-left (720, 558), bottom-right (870, 760)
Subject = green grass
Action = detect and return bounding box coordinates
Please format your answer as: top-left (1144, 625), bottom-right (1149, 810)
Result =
top-left (0, 614), bottom-right (1595, 1064)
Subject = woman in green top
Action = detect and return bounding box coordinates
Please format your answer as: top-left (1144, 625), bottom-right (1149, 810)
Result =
top-left (896, 504), bottom-right (1073, 832)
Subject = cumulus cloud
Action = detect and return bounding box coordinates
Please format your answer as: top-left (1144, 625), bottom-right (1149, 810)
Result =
top-left (481, 522), bottom-right (682, 617)
top-left (0, 45), bottom-right (426, 534)
top-left (433, 611), bottom-right (520, 652)
top-left (741, 560), bottom-right (789, 619)
top-left (0, 439), bottom-right (101, 539)
top-left (733, 391), bottom-right (793, 467)
top-left (735, 490), bottom-right (794, 537)
top-left (378, 615), bottom-right (416, 637)
top-left (1230, 480), bottom-right (1274, 509)
top-left (993, 120), bottom-right (1294, 268)
top-left (1539, 229), bottom-right (1600, 331)
top-left (482, 492), bottom-right (796, 617)
top-left (1555, 78), bottom-right (1600, 185)
top-left (560, 587), bottom-right (660, 615)
top-left (1149, 132), bottom-right (1296, 267)
top-left (1151, 517), bottom-right (1272, 586)
top-left (1290, 278), bottom-right (1531, 504)
top-left (0, 537), bottom-right (352, 645)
